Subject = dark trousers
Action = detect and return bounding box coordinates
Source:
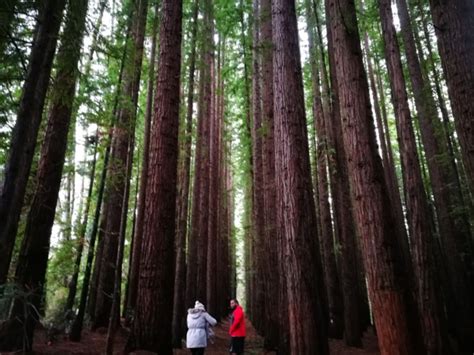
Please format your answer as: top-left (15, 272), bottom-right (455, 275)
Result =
top-left (230, 336), bottom-right (245, 354)
top-left (190, 348), bottom-right (205, 355)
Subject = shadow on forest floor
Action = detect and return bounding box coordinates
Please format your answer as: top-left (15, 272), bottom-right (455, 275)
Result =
top-left (19, 319), bottom-right (379, 354)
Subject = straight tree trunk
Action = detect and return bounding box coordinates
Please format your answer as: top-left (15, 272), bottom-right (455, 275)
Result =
top-left (322, 0), bottom-right (366, 343)
top-left (361, 24), bottom-right (411, 280)
top-left (326, 0), bottom-right (424, 352)
top-left (185, 47), bottom-right (206, 309)
top-left (122, 163), bottom-right (140, 319)
top-left (398, 0), bottom-right (474, 350)
top-left (216, 51), bottom-right (229, 317)
top-left (238, 0), bottom-right (256, 324)
top-left (195, 0), bottom-right (213, 304)
top-left (377, 1), bottom-right (451, 353)
top-left (0, 0), bottom-right (66, 285)
top-left (79, 19), bottom-right (131, 330)
top-left (125, 0), bottom-right (159, 324)
top-left (415, 2), bottom-right (465, 198)
top-left (250, 0), bottom-right (266, 335)
top-left (172, 0), bottom-right (198, 347)
top-left (206, 3), bottom-right (218, 318)
top-left (428, 0), bottom-right (474, 196)
top-left (363, 33), bottom-right (407, 255)
top-left (92, 0), bottom-right (148, 329)
top-left (0, 0), bottom-right (87, 350)
top-left (260, 0), bottom-right (280, 349)
top-left (272, 0), bottom-right (329, 353)
top-left (65, 135), bottom-right (99, 312)
top-left (69, 139), bottom-right (112, 341)
top-left (402, 0), bottom-right (474, 348)
top-left (105, 136), bottom-right (135, 354)
top-left (125, 0), bottom-right (182, 351)
top-left (305, 0), bottom-right (343, 339)
top-left (64, 4), bottom-right (105, 311)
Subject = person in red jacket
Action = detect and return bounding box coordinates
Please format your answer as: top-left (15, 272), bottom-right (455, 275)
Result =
top-left (229, 299), bottom-right (246, 355)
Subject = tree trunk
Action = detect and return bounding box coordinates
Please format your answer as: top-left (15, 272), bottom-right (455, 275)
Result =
top-left (0, 0), bottom-right (87, 350)
top-left (195, 0), bottom-right (213, 305)
top-left (105, 136), bottom-right (135, 354)
top-left (272, 0), bottom-right (329, 353)
top-left (428, 0), bottom-right (474, 196)
top-left (260, 0), bottom-right (279, 349)
top-left (64, 4), bottom-right (105, 311)
top-left (326, 0), bottom-right (425, 353)
top-left (172, 0), bottom-right (198, 346)
top-left (65, 135), bottom-right (99, 312)
top-left (125, 0), bottom-right (159, 324)
top-left (250, 0), bottom-right (266, 335)
top-left (305, 0), bottom-right (343, 339)
top-left (125, 0), bottom-right (182, 352)
top-left (406, 1), bottom-right (474, 348)
top-left (0, 0), bottom-right (66, 285)
top-left (73, 18), bottom-right (131, 336)
top-left (69, 140), bottom-right (111, 341)
top-left (321, 0), bottom-right (367, 343)
top-left (377, 0), bottom-right (451, 353)
top-left (206, 1), bottom-right (218, 318)
top-left (92, 0), bottom-right (148, 329)
top-left (185, 47), bottom-right (207, 309)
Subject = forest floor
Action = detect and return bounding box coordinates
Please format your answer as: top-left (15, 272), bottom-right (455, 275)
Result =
top-left (25, 319), bottom-right (380, 354)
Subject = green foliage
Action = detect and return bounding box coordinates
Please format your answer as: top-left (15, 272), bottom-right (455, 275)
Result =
top-left (0, 3), bottom-right (37, 171)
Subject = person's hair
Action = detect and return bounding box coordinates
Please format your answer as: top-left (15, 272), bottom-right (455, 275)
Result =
top-left (231, 298), bottom-right (239, 305)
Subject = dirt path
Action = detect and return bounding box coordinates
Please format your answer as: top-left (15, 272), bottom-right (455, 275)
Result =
top-left (28, 319), bottom-right (379, 354)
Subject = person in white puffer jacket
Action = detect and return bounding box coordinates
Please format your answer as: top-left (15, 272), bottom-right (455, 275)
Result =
top-left (186, 301), bottom-right (217, 355)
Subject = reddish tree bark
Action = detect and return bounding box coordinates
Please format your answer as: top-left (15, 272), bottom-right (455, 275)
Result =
top-left (305, 0), bottom-right (343, 339)
top-left (172, 0), bottom-right (199, 347)
top-left (400, 0), bottom-right (474, 347)
top-left (206, 2), bottom-right (219, 318)
top-left (326, 0), bottom-right (424, 352)
top-left (125, 0), bottom-right (159, 324)
top-left (322, 0), bottom-right (367, 343)
top-left (361, 29), bottom-right (411, 278)
top-left (195, 0), bottom-right (213, 305)
top-left (260, 0), bottom-right (280, 349)
top-left (272, 0), bottom-right (329, 353)
top-left (185, 53), bottom-right (206, 308)
top-left (125, 0), bottom-right (182, 351)
top-left (377, 0), bottom-right (450, 353)
top-left (0, 0), bottom-right (66, 285)
top-left (250, 0), bottom-right (266, 335)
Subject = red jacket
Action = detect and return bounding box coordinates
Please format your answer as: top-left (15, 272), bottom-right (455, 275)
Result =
top-left (229, 305), bottom-right (246, 337)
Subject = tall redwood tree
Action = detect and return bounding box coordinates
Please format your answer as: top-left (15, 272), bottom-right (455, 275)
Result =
top-left (0, 0), bottom-right (66, 284)
top-left (126, 0), bottom-right (183, 351)
top-left (272, 0), bottom-right (328, 353)
top-left (326, 0), bottom-right (424, 352)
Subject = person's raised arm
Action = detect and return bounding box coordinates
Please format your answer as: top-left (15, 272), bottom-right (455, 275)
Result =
top-left (204, 312), bottom-right (217, 326)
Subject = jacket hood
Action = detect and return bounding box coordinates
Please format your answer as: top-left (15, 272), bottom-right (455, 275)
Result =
top-left (188, 308), bottom-right (204, 318)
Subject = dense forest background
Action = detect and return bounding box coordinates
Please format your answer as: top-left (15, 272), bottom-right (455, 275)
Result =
top-left (0, 0), bottom-right (473, 353)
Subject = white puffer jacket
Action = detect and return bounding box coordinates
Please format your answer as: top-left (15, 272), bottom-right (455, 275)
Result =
top-left (186, 307), bottom-right (217, 348)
